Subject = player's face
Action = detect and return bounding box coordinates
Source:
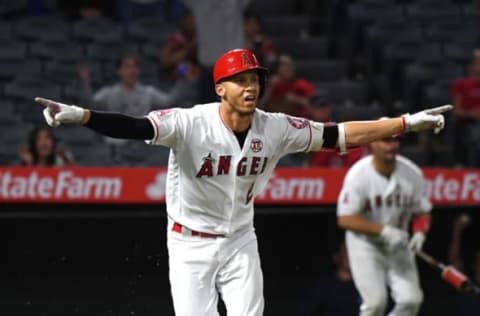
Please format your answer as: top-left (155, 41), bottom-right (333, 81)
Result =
top-left (371, 137), bottom-right (400, 164)
top-left (216, 70), bottom-right (260, 115)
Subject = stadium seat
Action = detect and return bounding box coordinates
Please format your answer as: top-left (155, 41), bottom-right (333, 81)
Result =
top-left (422, 80), bottom-right (454, 106)
top-left (277, 153), bottom-right (308, 167)
top-left (423, 22), bottom-right (469, 42)
top-left (30, 41), bottom-right (85, 61)
top-left (0, 22), bottom-right (12, 40)
top-left (44, 60), bottom-right (102, 84)
top-left (314, 80), bottom-right (368, 105)
top-left (0, 102), bottom-right (21, 125)
top-left (141, 42), bottom-right (159, 61)
top-left (348, 2), bottom-right (403, 25)
top-left (14, 16), bottom-right (68, 42)
top-left (68, 143), bottom-right (112, 166)
top-left (400, 144), bottom-right (428, 166)
top-left (403, 61), bottom-right (463, 108)
top-left (405, 4), bottom-right (462, 25)
top-left (87, 42), bottom-right (139, 62)
top-left (272, 36), bottom-right (328, 59)
top-left (4, 80), bottom-right (61, 102)
top-left (0, 147), bottom-right (19, 165)
top-left (142, 146), bottom-right (171, 166)
top-left (73, 17), bottom-right (123, 43)
top-left (19, 103), bottom-right (46, 125)
top-left (0, 59), bottom-right (42, 80)
top-left (261, 16), bottom-right (310, 37)
top-left (333, 104), bottom-right (387, 122)
top-left (444, 40), bottom-right (479, 65)
top-left (58, 127), bottom-right (100, 146)
top-left (0, 124), bottom-right (29, 148)
top-left (113, 141), bottom-right (168, 166)
top-left (0, 40), bottom-right (26, 60)
top-left (0, 1), bottom-right (27, 16)
top-left (126, 17), bottom-right (177, 43)
top-left (295, 59), bottom-right (347, 81)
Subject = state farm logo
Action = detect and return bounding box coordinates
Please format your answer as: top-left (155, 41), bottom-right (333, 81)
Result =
top-left (425, 172), bottom-right (480, 202)
top-left (0, 171), bottom-right (122, 199)
top-left (287, 116), bottom-right (309, 129)
top-left (257, 172), bottom-right (325, 200)
top-left (146, 171), bottom-right (167, 200)
top-left (250, 138), bottom-right (263, 153)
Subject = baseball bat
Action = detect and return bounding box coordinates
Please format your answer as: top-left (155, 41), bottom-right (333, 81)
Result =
top-left (415, 250), bottom-right (480, 295)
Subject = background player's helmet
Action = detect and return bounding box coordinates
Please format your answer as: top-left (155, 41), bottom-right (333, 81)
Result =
top-left (213, 49), bottom-right (268, 97)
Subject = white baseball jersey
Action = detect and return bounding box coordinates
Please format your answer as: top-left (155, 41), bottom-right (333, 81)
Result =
top-left (337, 155), bottom-right (432, 240)
top-left (146, 102), bottom-right (324, 235)
top-left (337, 155), bottom-right (431, 316)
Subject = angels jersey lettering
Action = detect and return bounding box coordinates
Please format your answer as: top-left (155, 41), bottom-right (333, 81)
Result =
top-left (337, 155), bottom-right (432, 235)
top-left (146, 103), bottom-right (325, 235)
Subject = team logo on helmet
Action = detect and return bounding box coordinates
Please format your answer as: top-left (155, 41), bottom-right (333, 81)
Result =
top-left (241, 52), bottom-right (254, 66)
top-left (250, 138), bottom-right (263, 152)
top-left (287, 116), bottom-right (309, 129)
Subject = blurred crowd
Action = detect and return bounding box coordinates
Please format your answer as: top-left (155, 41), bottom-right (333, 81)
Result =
top-left (0, 0), bottom-right (478, 168)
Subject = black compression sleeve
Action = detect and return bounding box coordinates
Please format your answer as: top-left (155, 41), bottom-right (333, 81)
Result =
top-left (323, 125), bottom-right (339, 148)
top-left (85, 111), bottom-right (155, 140)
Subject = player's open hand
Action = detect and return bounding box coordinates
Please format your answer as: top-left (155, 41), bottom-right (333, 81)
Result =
top-left (34, 97), bottom-right (87, 127)
top-left (403, 104), bottom-right (453, 134)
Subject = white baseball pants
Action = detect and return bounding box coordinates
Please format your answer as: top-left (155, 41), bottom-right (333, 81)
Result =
top-left (167, 224), bottom-right (264, 316)
top-left (346, 232), bottom-right (423, 316)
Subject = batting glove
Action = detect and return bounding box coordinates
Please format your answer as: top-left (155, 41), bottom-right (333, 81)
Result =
top-left (403, 104), bottom-right (452, 134)
top-left (380, 225), bottom-right (409, 251)
top-left (35, 97), bottom-right (87, 127)
top-left (408, 232), bottom-right (426, 252)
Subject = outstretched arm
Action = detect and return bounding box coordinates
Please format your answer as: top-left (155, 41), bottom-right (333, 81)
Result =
top-left (34, 97), bottom-right (154, 140)
top-left (337, 105), bottom-right (452, 152)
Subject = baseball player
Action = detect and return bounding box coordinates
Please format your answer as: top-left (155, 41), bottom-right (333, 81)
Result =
top-left (35, 49), bottom-right (449, 316)
top-left (337, 133), bottom-right (432, 316)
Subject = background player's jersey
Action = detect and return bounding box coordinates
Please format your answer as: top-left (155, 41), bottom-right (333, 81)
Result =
top-left (146, 103), bottom-right (324, 235)
top-left (337, 155), bottom-right (432, 242)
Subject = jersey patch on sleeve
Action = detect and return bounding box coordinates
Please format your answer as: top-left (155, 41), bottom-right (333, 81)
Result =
top-left (286, 116), bottom-right (309, 129)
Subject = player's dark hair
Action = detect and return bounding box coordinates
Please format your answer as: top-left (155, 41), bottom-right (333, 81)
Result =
top-left (28, 126), bottom-right (57, 166)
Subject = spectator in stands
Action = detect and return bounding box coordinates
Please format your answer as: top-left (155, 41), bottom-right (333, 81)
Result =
top-left (244, 11), bottom-right (276, 68)
top-left (159, 9), bottom-right (198, 80)
top-left (448, 213), bottom-right (480, 315)
top-left (79, 54), bottom-right (174, 116)
top-left (451, 50), bottom-right (480, 167)
top-left (298, 239), bottom-right (360, 315)
top-left (182, 0), bottom-right (252, 103)
top-left (18, 126), bottom-right (75, 167)
top-left (263, 55), bottom-right (315, 116)
top-left (308, 94), bottom-right (368, 168)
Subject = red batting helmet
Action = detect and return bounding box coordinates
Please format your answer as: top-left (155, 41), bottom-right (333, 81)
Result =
top-left (213, 49), bottom-right (268, 97)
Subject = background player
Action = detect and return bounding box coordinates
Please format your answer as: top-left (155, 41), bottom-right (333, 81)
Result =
top-left (337, 132), bottom-right (432, 316)
top-left (35, 49), bottom-right (448, 316)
